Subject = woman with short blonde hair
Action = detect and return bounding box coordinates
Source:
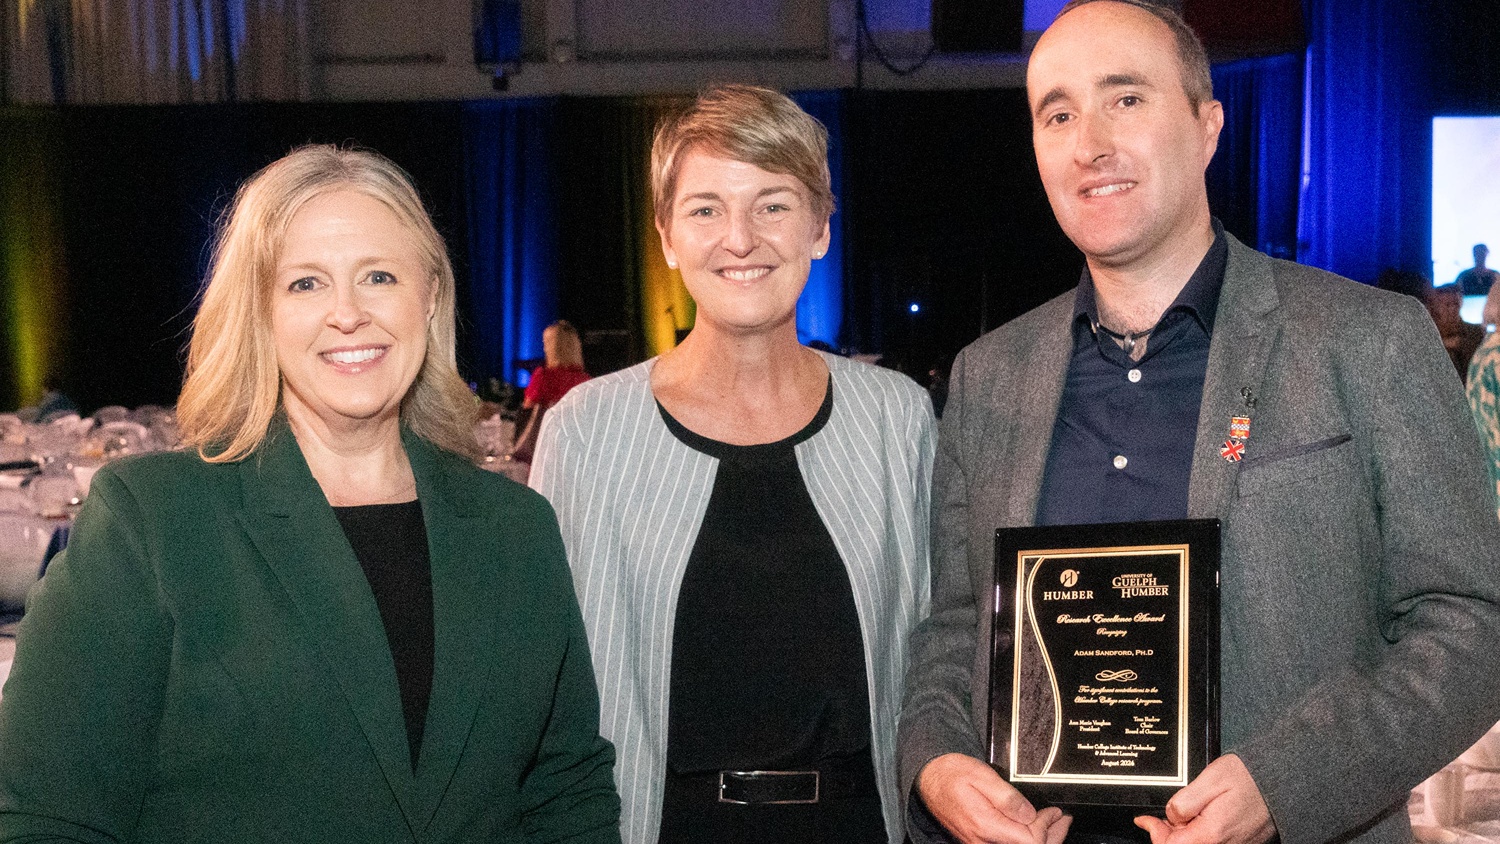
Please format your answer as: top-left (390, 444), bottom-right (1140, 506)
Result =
top-left (534, 85), bottom-right (931, 844)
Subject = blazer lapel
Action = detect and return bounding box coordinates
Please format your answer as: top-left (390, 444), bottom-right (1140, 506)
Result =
top-left (1001, 293), bottom-right (1075, 527)
top-left (1188, 235), bottom-right (1282, 519)
top-left (403, 433), bottom-right (496, 829)
top-left (235, 425), bottom-right (422, 828)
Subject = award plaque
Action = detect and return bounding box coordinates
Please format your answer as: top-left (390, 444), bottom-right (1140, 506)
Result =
top-left (989, 520), bottom-right (1220, 824)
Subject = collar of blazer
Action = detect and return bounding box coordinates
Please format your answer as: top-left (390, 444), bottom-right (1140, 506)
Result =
top-left (1186, 233), bottom-right (1283, 520)
top-left (232, 417), bottom-right (496, 832)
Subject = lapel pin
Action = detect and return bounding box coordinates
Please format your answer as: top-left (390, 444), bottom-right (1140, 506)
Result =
top-left (1221, 415), bottom-right (1250, 463)
top-left (1230, 416), bottom-right (1250, 440)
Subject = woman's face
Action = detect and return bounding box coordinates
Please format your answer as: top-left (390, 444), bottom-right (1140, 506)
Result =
top-left (658, 149), bottom-right (830, 338)
top-left (271, 189), bottom-right (434, 436)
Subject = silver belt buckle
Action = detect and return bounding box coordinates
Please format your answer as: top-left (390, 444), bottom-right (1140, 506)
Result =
top-left (717, 769), bottom-right (821, 805)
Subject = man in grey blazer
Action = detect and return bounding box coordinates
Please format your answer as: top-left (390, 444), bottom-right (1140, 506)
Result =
top-left (898, 3), bottom-right (1500, 844)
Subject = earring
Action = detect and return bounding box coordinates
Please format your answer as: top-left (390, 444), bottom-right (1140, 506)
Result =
top-left (814, 251), bottom-right (824, 259)
top-left (667, 260), bottom-right (678, 269)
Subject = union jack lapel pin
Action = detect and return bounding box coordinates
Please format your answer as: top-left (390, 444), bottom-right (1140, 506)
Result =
top-left (1220, 439), bottom-right (1245, 462)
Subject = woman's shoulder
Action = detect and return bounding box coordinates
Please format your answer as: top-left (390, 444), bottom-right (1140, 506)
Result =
top-left (92, 448), bottom-right (225, 493)
top-left (545, 360), bottom-right (656, 423)
top-left (75, 449), bottom-right (239, 528)
top-left (822, 352), bottom-right (931, 414)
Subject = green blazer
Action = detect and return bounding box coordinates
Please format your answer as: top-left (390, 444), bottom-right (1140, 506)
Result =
top-left (0, 425), bottom-right (620, 843)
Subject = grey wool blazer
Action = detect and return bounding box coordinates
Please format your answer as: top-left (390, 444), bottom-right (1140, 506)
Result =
top-left (897, 234), bottom-right (1500, 844)
top-left (531, 351), bottom-right (935, 844)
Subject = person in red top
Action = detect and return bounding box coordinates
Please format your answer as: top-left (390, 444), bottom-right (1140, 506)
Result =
top-left (513, 320), bottom-right (590, 462)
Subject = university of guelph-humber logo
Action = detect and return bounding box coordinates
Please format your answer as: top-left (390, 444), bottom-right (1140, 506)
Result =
top-left (1060, 569), bottom-right (1078, 588)
top-left (1112, 573), bottom-right (1171, 598)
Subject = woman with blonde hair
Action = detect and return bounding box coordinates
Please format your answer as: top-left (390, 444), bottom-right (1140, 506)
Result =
top-left (511, 320), bottom-right (590, 464)
top-left (0, 145), bottom-right (620, 842)
top-left (532, 85), bottom-right (933, 843)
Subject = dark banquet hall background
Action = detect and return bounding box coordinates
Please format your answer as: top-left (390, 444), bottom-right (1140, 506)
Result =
top-left (0, 0), bottom-right (1498, 414)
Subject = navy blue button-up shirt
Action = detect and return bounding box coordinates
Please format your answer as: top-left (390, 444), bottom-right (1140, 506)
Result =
top-left (1034, 223), bottom-right (1228, 526)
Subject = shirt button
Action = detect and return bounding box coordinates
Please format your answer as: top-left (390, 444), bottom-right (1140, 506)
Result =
top-left (1128, 368), bottom-right (1142, 383)
top-left (1113, 455), bottom-right (1128, 470)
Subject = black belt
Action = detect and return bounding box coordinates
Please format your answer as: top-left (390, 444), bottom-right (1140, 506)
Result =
top-left (670, 751), bottom-right (875, 806)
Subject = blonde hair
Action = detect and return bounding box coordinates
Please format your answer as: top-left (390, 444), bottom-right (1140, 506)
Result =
top-left (651, 84), bottom-right (835, 229)
top-left (177, 145), bottom-right (479, 462)
top-left (543, 320), bottom-right (585, 369)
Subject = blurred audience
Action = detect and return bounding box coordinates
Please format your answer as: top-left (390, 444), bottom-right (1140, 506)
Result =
top-left (1457, 243), bottom-right (1499, 296)
top-left (1468, 283), bottom-right (1500, 518)
top-left (1425, 284), bottom-right (1485, 383)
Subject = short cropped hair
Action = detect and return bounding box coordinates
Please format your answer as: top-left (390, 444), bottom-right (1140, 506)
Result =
top-left (1057, 0), bottom-right (1214, 114)
top-left (651, 84), bottom-right (835, 229)
top-left (177, 145), bottom-right (479, 463)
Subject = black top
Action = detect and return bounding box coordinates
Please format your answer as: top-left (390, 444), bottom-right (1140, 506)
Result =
top-left (659, 381), bottom-right (873, 772)
top-left (1034, 221), bottom-right (1229, 527)
top-left (332, 500), bottom-right (434, 772)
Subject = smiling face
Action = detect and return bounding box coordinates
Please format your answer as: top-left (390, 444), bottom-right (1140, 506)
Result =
top-left (271, 189), bottom-right (434, 437)
top-left (1027, 1), bottom-right (1223, 271)
top-left (658, 149), bottom-right (830, 338)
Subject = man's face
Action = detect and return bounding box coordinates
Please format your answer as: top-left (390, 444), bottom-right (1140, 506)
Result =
top-left (1027, 2), bottom-right (1223, 270)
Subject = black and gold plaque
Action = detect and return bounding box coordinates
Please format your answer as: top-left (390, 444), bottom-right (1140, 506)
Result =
top-left (988, 520), bottom-right (1220, 819)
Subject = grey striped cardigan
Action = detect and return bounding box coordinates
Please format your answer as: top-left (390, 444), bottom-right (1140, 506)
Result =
top-left (531, 352), bottom-right (934, 844)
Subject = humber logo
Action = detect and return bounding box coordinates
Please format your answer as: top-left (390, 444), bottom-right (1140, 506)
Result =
top-left (1043, 568), bottom-right (1092, 601)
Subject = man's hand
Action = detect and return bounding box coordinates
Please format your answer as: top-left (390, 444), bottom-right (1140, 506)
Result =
top-left (1134, 754), bottom-right (1276, 844)
top-left (918, 753), bottom-right (1072, 844)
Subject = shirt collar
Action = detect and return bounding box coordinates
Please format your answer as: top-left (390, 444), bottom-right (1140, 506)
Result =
top-left (1072, 218), bottom-right (1229, 339)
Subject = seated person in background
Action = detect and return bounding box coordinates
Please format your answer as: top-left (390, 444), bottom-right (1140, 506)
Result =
top-left (1425, 283), bottom-right (1485, 382)
top-left (531, 84), bottom-right (934, 844)
top-left (1374, 266), bottom-right (1432, 299)
top-left (511, 319), bottom-right (590, 463)
top-left (1457, 243), bottom-right (1500, 296)
top-left (1469, 282), bottom-right (1500, 518)
top-left (0, 145), bottom-right (619, 842)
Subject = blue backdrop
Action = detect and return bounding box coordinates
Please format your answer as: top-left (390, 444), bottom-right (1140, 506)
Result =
top-left (1297, 0), bottom-right (1431, 283)
top-left (461, 99), bottom-right (559, 387)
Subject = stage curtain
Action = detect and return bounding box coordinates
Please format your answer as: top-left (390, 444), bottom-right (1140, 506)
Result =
top-left (0, 109), bottom-right (68, 408)
top-left (790, 90), bottom-right (846, 347)
top-left (623, 97), bottom-right (694, 358)
top-left (1297, 0), bottom-right (1430, 282)
top-left (1207, 53), bottom-right (1303, 261)
top-left (460, 99), bottom-right (558, 388)
top-left (5, 0), bottom-right (310, 104)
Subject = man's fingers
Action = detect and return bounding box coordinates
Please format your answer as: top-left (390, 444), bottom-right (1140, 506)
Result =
top-left (1029, 806), bottom-right (1069, 844)
top-left (917, 754), bottom-right (1045, 844)
top-left (972, 774), bottom-right (1038, 824)
top-left (1050, 809), bottom-right (1074, 844)
top-left (1136, 813), bottom-right (1176, 844)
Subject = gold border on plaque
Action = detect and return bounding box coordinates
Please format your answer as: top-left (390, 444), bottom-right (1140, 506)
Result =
top-left (1009, 544), bottom-right (1191, 788)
